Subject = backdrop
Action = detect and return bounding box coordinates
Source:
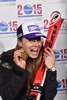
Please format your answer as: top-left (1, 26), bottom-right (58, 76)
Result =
top-left (0, 0), bottom-right (67, 100)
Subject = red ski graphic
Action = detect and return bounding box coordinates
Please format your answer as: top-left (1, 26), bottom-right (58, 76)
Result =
top-left (27, 11), bottom-right (63, 100)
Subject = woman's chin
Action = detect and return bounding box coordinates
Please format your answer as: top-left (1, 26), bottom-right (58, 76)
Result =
top-left (29, 54), bottom-right (38, 59)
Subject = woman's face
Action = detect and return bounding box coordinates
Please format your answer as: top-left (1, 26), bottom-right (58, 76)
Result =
top-left (21, 37), bottom-right (42, 59)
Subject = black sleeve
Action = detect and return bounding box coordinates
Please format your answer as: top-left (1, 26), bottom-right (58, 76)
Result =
top-left (0, 65), bottom-right (28, 100)
top-left (40, 70), bottom-right (58, 100)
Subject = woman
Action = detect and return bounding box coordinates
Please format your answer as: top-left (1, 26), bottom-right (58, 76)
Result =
top-left (0, 22), bottom-right (57, 100)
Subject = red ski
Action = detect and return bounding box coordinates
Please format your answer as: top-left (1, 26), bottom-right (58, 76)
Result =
top-left (27, 11), bottom-right (63, 100)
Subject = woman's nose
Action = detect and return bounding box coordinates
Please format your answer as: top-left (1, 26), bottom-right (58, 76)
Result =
top-left (34, 40), bottom-right (39, 46)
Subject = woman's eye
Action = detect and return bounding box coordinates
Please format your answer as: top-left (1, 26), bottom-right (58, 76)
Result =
top-left (28, 37), bottom-right (41, 42)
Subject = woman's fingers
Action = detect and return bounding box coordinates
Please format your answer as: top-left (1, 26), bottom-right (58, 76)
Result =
top-left (44, 47), bottom-right (54, 56)
top-left (43, 47), bottom-right (55, 69)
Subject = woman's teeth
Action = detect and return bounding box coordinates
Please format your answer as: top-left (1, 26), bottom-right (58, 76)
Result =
top-left (31, 49), bottom-right (38, 52)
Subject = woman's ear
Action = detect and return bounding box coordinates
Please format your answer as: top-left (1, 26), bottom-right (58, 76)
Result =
top-left (17, 39), bottom-right (23, 47)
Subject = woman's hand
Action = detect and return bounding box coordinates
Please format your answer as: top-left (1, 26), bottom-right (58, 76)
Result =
top-left (43, 48), bottom-right (55, 69)
top-left (13, 49), bottom-right (26, 69)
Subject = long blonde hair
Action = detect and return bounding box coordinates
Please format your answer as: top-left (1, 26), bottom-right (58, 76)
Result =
top-left (15, 38), bottom-right (44, 94)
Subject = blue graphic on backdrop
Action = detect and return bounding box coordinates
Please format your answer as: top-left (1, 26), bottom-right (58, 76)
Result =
top-left (0, 22), bottom-right (8, 32)
top-left (57, 80), bottom-right (62, 89)
top-left (53, 49), bottom-right (67, 61)
top-left (0, 21), bottom-right (17, 34)
top-left (53, 49), bottom-right (60, 59)
top-left (24, 4), bottom-right (33, 14)
top-left (57, 78), bottom-right (67, 92)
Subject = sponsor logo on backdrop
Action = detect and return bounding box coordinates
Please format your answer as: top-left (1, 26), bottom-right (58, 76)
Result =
top-left (53, 49), bottom-right (67, 62)
top-left (17, 4), bottom-right (42, 17)
top-left (0, 21), bottom-right (17, 34)
top-left (0, 22), bottom-right (8, 32)
top-left (44, 19), bottom-right (67, 32)
top-left (57, 78), bottom-right (67, 93)
top-left (24, 4), bottom-right (33, 15)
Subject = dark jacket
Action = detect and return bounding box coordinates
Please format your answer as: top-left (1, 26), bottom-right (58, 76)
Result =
top-left (0, 49), bottom-right (57, 100)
